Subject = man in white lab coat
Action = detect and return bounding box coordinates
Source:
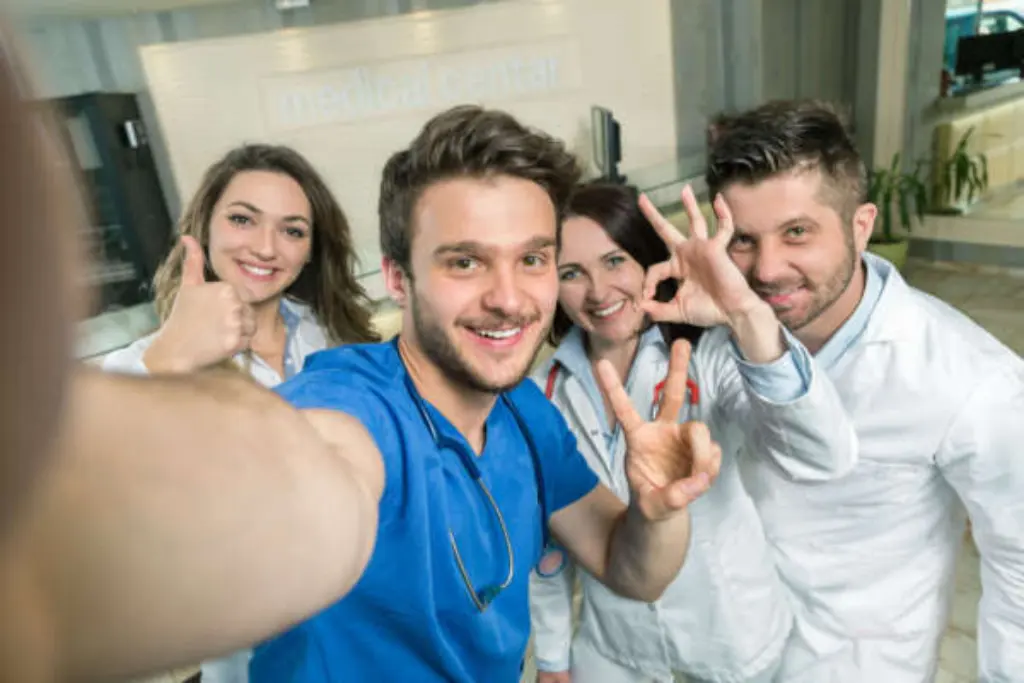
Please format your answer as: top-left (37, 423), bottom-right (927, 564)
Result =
top-left (642, 100), bottom-right (1024, 682)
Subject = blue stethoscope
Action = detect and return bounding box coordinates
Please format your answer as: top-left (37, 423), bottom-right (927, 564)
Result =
top-left (398, 342), bottom-right (548, 612)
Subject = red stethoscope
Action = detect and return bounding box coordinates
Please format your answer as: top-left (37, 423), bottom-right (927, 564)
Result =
top-left (544, 363), bottom-right (700, 410)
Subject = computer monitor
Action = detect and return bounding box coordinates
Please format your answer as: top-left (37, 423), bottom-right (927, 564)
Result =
top-left (955, 30), bottom-right (1024, 83)
top-left (590, 106), bottom-right (626, 183)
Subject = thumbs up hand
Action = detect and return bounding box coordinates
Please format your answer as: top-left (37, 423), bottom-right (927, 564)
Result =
top-left (143, 236), bottom-right (257, 374)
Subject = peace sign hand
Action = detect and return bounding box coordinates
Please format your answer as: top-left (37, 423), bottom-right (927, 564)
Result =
top-left (596, 339), bottom-right (722, 520)
top-left (638, 185), bottom-right (764, 328)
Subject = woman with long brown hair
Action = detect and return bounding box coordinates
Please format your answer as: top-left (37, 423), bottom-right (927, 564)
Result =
top-left (103, 143), bottom-right (379, 683)
top-left (104, 143), bottom-right (378, 383)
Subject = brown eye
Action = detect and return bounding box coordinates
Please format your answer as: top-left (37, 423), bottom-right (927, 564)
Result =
top-left (729, 235), bottom-right (754, 250)
top-left (523, 253), bottom-right (547, 268)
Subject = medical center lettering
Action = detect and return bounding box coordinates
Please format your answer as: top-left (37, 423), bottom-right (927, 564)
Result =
top-left (270, 53), bottom-right (561, 129)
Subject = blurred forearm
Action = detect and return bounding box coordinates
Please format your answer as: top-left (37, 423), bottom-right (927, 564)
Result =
top-left (25, 367), bottom-right (382, 682)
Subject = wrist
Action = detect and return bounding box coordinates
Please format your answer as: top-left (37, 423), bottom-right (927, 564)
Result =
top-left (726, 301), bottom-right (785, 364)
top-left (626, 493), bottom-right (689, 527)
top-left (142, 336), bottom-right (195, 374)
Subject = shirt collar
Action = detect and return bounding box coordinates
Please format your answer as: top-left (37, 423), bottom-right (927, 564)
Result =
top-left (277, 298), bottom-right (313, 380)
top-left (551, 323), bottom-right (666, 381)
top-left (391, 337), bottom-right (506, 456)
top-left (814, 253), bottom-right (888, 368)
top-left (279, 297), bottom-right (307, 334)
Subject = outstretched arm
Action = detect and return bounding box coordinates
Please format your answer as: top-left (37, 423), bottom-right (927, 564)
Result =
top-left (16, 368), bottom-right (383, 683)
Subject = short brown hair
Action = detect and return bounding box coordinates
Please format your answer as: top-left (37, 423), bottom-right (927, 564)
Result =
top-left (706, 100), bottom-right (866, 221)
top-left (378, 105), bottom-right (582, 274)
top-left (152, 144), bottom-right (378, 345)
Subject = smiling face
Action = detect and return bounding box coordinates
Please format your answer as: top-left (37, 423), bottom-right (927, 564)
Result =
top-left (385, 175), bottom-right (559, 394)
top-left (723, 168), bottom-right (875, 345)
top-left (557, 215), bottom-right (647, 348)
top-left (206, 170), bottom-right (313, 306)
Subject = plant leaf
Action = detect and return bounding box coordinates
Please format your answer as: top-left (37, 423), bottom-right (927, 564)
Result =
top-left (955, 155), bottom-right (969, 203)
top-left (867, 170), bottom-right (882, 203)
top-left (882, 184), bottom-right (894, 241)
top-left (914, 182), bottom-right (927, 225)
top-left (969, 162), bottom-right (982, 203)
top-left (898, 183), bottom-right (911, 233)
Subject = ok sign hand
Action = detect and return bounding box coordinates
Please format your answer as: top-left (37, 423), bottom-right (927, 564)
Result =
top-left (639, 186), bottom-right (764, 328)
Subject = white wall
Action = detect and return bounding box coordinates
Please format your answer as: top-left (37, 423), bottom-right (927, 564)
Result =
top-left (16, 0), bottom-right (867, 211)
top-left (137, 0), bottom-right (676, 284)
top-left (761, 0), bottom-right (859, 106)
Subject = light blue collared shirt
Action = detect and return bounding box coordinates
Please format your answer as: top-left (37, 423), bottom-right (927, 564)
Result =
top-left (730, 326), bottom-right (813, 403)
top-left (815, 256), bottom-right (887, 370)
top-left (278, 298), bottom-right (305, 380)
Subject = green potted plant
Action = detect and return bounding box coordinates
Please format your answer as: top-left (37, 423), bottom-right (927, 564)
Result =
top-left (934, 126), bottom-right (989, 214)
top-left (866, 152), bottom-right (929, 270)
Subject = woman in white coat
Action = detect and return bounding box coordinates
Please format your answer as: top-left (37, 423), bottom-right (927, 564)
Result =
top-left (102, 144), bottom-right (379, 682)
top-left (529, 182), bottom-right (858, 683)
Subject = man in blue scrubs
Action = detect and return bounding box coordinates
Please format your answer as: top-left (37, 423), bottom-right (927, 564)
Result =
top-left (249, 104), bottom-right (795, 682)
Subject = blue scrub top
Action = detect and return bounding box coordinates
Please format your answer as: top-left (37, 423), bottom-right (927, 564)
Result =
top-left (250, 340), bottom-right (599, 683)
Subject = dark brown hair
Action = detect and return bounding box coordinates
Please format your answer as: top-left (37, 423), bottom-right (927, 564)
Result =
top-left (152, 144), bottom-right (378, 345)
top-left (547, 182), bottom-right (704, 348)
top-left (706, 100), bottom-right (866, 221)
top-left (378, 104), bottom-right (583, 274)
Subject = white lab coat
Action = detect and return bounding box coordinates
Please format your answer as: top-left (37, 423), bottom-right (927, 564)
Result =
top-left (101, 297), bottom-right (330, 683)
top-left (529, 324), bottom-right (859, 682)
top-left (741, 253), bottom-right (1024, 682)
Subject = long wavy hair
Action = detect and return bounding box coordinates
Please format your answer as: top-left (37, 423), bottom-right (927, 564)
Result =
top-left (152, 144), bottom-right (379, 345)
top-left (547, 182), bottom-right (704, 348)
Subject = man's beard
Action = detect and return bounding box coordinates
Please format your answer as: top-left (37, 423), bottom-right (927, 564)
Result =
top-left (753, 231), bottom-right (857, 332)
top-left (409, 290), bottom-right (545, 394)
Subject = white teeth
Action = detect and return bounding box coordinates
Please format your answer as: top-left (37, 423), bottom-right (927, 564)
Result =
top-left (593, 301), bottom-right (625, 318)
top-left (241, 264), bottom-right (273, 276)
top-left (477, 328), bottom-right (521, 339)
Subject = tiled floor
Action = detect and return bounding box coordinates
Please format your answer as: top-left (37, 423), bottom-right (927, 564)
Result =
top-left (905, 257), bottom-right (1024, 356)
top-left (140, 258), bottom-right (1020, 683)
